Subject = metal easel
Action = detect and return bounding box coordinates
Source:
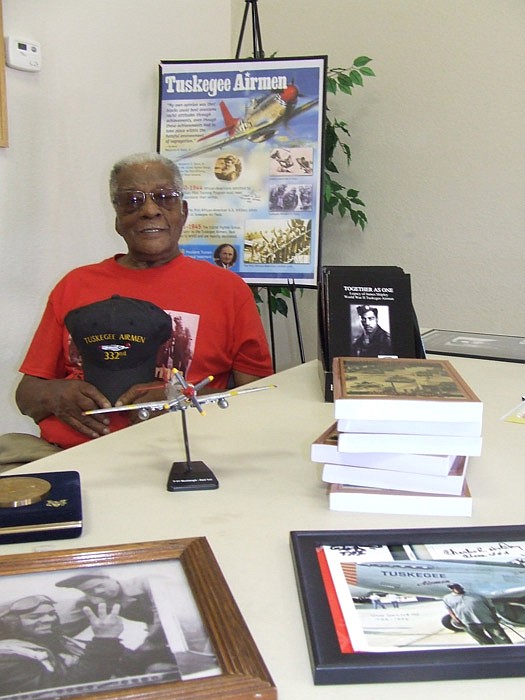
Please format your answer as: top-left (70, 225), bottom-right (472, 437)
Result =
top-left (235, 0), bottom-right (306, 368)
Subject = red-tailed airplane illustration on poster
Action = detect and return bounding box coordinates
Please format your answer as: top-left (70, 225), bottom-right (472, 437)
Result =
top-left (175, 82), bottom-right (318, 161)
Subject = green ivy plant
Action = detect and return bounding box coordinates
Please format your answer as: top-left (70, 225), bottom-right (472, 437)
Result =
top-left (324, 56), bottom-right (374, 230)
top-left (254, 56), bottom-right (375, 317)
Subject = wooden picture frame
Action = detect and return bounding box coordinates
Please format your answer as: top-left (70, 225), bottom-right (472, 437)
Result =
top-left (291, 524), bottom-right (525, 685)
top-left (0, 537), bottom-right (276, 699)
top-left (0, 2), bottom-right (8, 148)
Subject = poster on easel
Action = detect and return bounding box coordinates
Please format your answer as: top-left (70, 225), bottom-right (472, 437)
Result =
top-left (157, 56), bottom-right (326, 287)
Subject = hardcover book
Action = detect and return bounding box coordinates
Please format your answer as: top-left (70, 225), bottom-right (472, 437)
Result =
top-left (337, 431), bottom-right (482, 457)
top-left (311, 424), bottom-right (458, 475)
top-left (318, 266), bottom-right (425, 400)
top-left (336, 417), bottom-right (482, 437)
top-left (0, 471), bottom-right (82, 544)
top-left (332, 357), bottom-right (483, 424)
top-left (322, 455), bottom-right (467, 495)
top-left (328, 481), bottom-right (472, 516)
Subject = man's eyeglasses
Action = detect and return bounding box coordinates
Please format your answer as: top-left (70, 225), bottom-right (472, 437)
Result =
top-left (113, 189), bottom-right (183, 214)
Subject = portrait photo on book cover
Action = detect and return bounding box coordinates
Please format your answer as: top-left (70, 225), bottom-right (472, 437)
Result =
top-left (0, 559), bottom-right (220, 699)
top-left (350, 304), bottom-right (394, 358)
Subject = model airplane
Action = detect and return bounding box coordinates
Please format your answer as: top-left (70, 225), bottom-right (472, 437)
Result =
top-left (84, 368), bottom-right (276, 421)
top-left (345, 557), bottom-right (525, 629)
top-left (175, 82), bottom-right (318, 161)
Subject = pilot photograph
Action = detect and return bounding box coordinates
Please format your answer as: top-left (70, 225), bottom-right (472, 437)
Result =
top-left (213, 243), bottom-right (237, 269)
top-left (351, 304), bottom-right (393, 358)
top-left (214, 155), bottom-right (241, 182)
top-left (443, 583), bottom-right (512, 645)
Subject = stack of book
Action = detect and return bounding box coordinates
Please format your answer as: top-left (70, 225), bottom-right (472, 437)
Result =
top-left (311, 357), bottom-right (483, 516)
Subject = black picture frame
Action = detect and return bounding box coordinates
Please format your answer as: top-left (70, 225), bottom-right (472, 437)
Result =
top-left (290, 524), bottom-right (525, 685)
top-left (421, 329), bottom-right (525, 363)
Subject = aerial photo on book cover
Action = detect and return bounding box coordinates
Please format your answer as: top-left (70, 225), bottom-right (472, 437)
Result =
top-left (332, 357), bottom-right (483, 422)
top-left (319, 537), bottom-right (525, 653)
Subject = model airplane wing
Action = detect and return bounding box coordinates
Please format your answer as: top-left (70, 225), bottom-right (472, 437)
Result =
top-left (84, 398), bottom-right (175, 416)
top-left (84, 382), bottom-right (277, 419)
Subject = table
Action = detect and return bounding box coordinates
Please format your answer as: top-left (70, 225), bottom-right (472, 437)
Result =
top-left (2, 356), bottom-right (525, 699)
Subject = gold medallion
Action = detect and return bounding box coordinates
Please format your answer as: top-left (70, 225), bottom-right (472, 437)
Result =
top-left (0, 477), bottom-right (52, 508)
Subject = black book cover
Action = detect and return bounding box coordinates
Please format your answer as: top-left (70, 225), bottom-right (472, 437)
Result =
top-left (0, 471), bottom-right (82, 544)
top-left (318, 266), bottom-right (423, 400)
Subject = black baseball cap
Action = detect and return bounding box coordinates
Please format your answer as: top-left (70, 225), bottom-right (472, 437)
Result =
top-left (65, 296), bottom-right (172, 404)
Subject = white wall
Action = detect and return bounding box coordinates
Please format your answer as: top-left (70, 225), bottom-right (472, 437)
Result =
top-left (236, 0), bottom-right (525, 369)
top-left (0, 0), bottom-right (231, 434)
top-left (1, 1), bottom-right (524, 435)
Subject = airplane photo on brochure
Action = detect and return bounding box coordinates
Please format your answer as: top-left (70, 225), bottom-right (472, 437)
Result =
top-left (319, 540), bottom-right (525, 653)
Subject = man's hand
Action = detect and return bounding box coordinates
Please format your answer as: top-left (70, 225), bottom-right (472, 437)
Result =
top-left (83, 603), bottom-right (123, 639)
top-left (16, 375), bottom-right (113, 438)
top-left (114, 381), bottom-right (167, 425)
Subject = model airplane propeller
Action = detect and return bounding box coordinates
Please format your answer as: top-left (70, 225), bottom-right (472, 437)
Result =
top-left (84, 369), bottom-right (276, 493)
top-left (84, 368), bottom-right (276, 421)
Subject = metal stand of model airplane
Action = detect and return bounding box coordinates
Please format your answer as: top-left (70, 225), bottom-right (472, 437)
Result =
top-left (167, 410), bottom-right (219, 492)
top-left (85, 368), bottom-right (276, 492)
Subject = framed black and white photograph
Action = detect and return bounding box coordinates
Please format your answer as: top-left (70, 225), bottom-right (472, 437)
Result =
top-left (421, 329), bottom-right (525, 363)
top-left (0, 538), bottom-right (276, 700)
top-left (291, 525), bottom-right (525, 685)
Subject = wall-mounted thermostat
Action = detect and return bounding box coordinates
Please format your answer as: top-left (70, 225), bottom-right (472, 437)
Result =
top-left (5, 36), bottom-right (42, 72)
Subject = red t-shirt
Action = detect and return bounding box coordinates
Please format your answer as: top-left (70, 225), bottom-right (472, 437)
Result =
top-left (20, 254), bottom-right (273, 448)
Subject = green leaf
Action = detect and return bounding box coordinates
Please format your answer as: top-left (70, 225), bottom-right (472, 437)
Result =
top-left (359, 66), bottom-right (375, 77)
top-left (273, 297), bottom-right (289, 318)
top-left (349, 70), bottom-right (363, 87)
top-left (341, 143), bottom-right (352, 164)
top-left (326, 76), bottom-right (337, 94)
top-left (353, 56), bottom-right (372, 67)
